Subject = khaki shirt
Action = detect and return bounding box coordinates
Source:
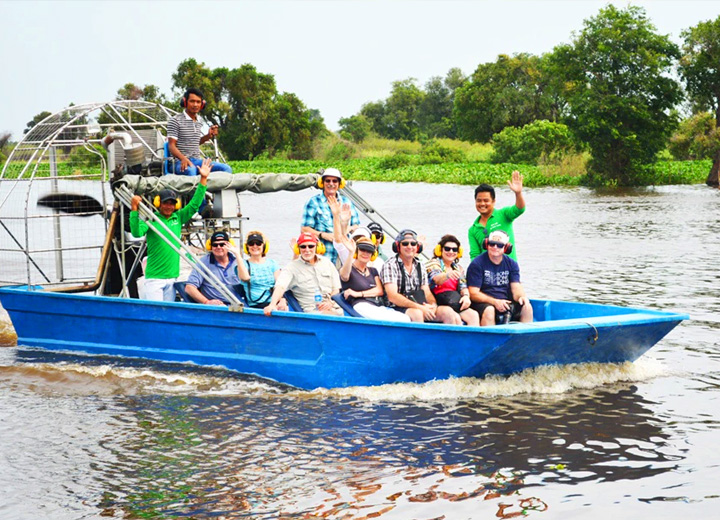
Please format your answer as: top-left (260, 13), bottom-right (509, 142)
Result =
top-left (278, 256), bottom-right (341, 312)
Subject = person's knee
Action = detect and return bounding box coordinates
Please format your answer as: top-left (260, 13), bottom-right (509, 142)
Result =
top-left (406, 308), bottom-right (424, 322)
top-left (481, 306), bottom-right (495, 326)
top-left (212, 162), bottom-right (233, 173)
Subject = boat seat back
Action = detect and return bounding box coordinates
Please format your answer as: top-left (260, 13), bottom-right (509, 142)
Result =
top-left (163, 141), bottom-right (175, 175)
top-left (283, 291), bottom-right (303, 312)
top-left (174, 281), bottom-right (196, 303)
top-left (331, 294), bottom-right (363, 317)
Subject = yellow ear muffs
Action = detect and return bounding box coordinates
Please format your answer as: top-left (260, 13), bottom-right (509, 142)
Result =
top-left (317, 177), bottom-right (347, 189)
top-left (354, 248), bottom-right (378, 261)
top-left (243, 231), bottom-right (269, 256)
top-left (434, 244), bottom-right (464, 258)
top-left (206, 237), bottom-right (236, 251)
top-left (292, 241), bottom-right (325, 255)
top-left (154, 195), bottom-right (181, 210)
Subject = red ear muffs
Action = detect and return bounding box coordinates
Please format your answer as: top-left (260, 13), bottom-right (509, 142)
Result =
top-left (180, 95), bottom-right (207, 110)
top-left (392, 233), bottom-right (423, 254)
top-left (482, 238), bottom-right (513, 255)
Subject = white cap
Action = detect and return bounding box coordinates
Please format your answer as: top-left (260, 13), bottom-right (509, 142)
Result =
top-left (321, 167), bottom-right (343, 180)
top-left (351, 226), bottom-right (372, 240)
top-left (487, 230), bottom-right (509, 244)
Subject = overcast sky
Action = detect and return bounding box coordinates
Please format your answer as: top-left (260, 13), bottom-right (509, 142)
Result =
top-left (1, 0), bottom-right (718, 140)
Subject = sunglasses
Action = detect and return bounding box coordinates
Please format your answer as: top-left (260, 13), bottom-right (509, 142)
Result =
top-left (247, 241), bottom-right (263, 247)
top-left (323, 178), bottom-right (340, 184)
top-left (400, 241), bottom-right (418, 247)
top-left (211, 242), bottom-right (227, 248)
top-left (487, 241), bottom-right (506, 249)
top-left (299, 244), bottom-right (316, 250)
top-left (443, 246), bottom-right (459, 252)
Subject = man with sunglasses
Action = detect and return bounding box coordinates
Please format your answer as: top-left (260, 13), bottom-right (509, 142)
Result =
top-left (380, 230), bottom-right (460, 324)
top-left (185, 230), bottom-right (241, 305)
top-left (301, 168), bottom-right (360, 266)
top-left (264, 232), bottom-right (342, 316)
top-left (468, 170), bottom-right (525, 261)
top-left (466, 230), bottom-right (533, 326)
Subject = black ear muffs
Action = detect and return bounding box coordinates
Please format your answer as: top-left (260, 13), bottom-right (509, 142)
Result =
top-left (180, 94), bottom-right (207, 110)
top-left (482, 237), bottom-right (513, 255)
top-left (154, 195), bottom-right (181, 210)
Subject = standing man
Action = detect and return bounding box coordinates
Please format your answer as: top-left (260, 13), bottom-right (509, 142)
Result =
top-left (264, 233), bottom-right (343, 316)
top-left (185, 230), bottom-right (241, 305)
top-left (380, 229), bottom-right (460, 324)
top-left (466, 230), bottom-right (533, 326)
top-left (130, 158), bottom-right (211, 301)
top-left (167, 88), bottom-right (233, 176)
top-left (468, 170), bottom-right (525, 261)
top-left (301, 168), bottom-right (360, 266)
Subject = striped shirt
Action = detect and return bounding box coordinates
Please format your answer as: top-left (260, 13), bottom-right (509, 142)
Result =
top-left (167, 111), bottom-right (204, 159)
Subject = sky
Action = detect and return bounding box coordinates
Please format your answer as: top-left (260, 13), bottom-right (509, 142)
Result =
top-left (1, 0), bottom-right (719, 140)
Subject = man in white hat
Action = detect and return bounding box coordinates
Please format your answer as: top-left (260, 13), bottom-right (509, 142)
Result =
top-left (466, 230), bottom-right (533, 326)
top-left (301, 167), bottom-right (360, 265)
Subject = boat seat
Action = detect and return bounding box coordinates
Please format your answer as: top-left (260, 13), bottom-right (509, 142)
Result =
top-left (163, 141), bottom-right (175, 175)
top-left (331, 294), bottom-right (363, 317)
top-left (174, 281), bottom-right (197, 303)
top-left (175, 281), bottom-right (247, 305)
top-left (283, 291), bottom-right (303, 312)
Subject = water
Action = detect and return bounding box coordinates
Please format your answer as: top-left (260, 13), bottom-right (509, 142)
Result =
top-left (1, 182), bottom-right (719, 519)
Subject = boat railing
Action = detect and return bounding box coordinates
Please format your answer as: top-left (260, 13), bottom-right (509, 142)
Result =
top-left (114, 185), bottom-right (244, 310)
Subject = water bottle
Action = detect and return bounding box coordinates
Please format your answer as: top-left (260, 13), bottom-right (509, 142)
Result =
top-left (314, 293), bottom-right (323, 310)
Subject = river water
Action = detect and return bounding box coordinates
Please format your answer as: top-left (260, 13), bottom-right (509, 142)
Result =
top-left (0, 182), bottom-right (718, 519)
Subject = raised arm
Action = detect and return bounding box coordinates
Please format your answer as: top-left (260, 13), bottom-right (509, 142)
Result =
top-left (508, 170), bottom-right (525, 210)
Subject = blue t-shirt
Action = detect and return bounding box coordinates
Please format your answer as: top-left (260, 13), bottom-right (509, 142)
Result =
top-left (466, 253), bottom-right (520, 300)
top-left (239, 258), bottom-right (279, 306)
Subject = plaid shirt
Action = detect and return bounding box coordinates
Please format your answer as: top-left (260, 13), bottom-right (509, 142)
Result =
top-left (380, 255), bottom-right (428, 296)
top-left (301, 193), bottom-right (360, 263)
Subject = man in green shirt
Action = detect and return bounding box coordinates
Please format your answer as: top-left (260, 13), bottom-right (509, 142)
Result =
top-left (468, 170), bottom-right (526, 261)
top-left (130, 158), bottom-right (211, 301)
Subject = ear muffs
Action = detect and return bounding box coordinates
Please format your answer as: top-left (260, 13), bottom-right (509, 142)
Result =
top-left (434, 244), bottom-right (464, 258)
top-left (377, 233), bottom-right (386, 244)
top-left (205, 237), bottom-right (236, 251)
top-left (354, 248), bottom-right (379, 261)
top-left (293, 241), bottom-right (326, 255)
top-left (317, 176), bottom-right (347, 189)
top-left (180, 94), bottom-right (207, 110)
top-left (392, 232), bottom-right (423, 254)
top-left (243, 239), bottom-right (269, 256)
top-left (154, 195), bottom-right (181, 210)
top-left (482, 238), bottom-right (513, 255)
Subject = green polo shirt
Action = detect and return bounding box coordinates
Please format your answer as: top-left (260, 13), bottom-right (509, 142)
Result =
top-left (129, 184), bottom-right (207, 279)
top-left (468, 204), bottom-right (525, 261)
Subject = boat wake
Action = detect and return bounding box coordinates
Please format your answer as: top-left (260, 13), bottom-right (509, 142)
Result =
top-left (315, 357), bottom-right (667, 402)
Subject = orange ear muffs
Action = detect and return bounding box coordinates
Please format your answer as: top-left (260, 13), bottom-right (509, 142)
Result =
top-left (154, 195), bottom-right (181, 210)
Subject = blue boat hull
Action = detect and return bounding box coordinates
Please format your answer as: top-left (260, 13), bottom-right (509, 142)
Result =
top-left (0, 287), bottom-right (687, 389)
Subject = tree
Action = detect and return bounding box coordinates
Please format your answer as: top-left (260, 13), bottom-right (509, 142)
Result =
top-left (418, 68), bottom-right (467, 139)
top-left (668, 112), bottom-right (720, 161)
top-left (679, 15), bottom-right (720, 185)
top-left (381, 79), bottom-right (425, 141)
top-left (454, 53), bottom-right (558, 143)
top-left (24, 111), bottom-right (52, 135)
top-left (550, 5), bottom-right (681, 184)
top-left (338, 114), bottom-right (372, 143)
top-left (115, 83), bottom-right (168, 105)
top-left (172, 59), bottom-right (325, 159)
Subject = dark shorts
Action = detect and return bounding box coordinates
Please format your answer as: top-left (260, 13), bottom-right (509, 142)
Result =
top-left (470, 301), bottom-right (524, 324)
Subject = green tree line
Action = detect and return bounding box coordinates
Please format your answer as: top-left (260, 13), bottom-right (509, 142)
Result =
top-left (11, 6), bottom-right (720, 186)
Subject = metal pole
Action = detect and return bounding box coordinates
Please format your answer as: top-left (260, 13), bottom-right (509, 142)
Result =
top-left (49, 147), bottom-right (65, 281)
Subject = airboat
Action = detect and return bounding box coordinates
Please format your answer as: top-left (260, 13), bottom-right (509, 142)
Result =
top-left (0, 101), bottom-right (687, 390)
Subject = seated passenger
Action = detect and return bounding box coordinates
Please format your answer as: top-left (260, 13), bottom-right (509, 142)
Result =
top-left (426, 235), bottom-right (480, 326)
top-left (185, 231), bottom-right (241, 305)
top-left (367, 222), bottom-right (388, 263)
top-left (167, 88), bottom-right (233, 176)
top-left (466, 230), bottom-right (533, 326)
top-left (380, 229), bottom-right (461, 324)
top-left (236, 230), bottom-right (287, 311)
top-left (339, 238), bottom-right (410, 322)
top-left (263, 233), bottom-right (343, 316)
